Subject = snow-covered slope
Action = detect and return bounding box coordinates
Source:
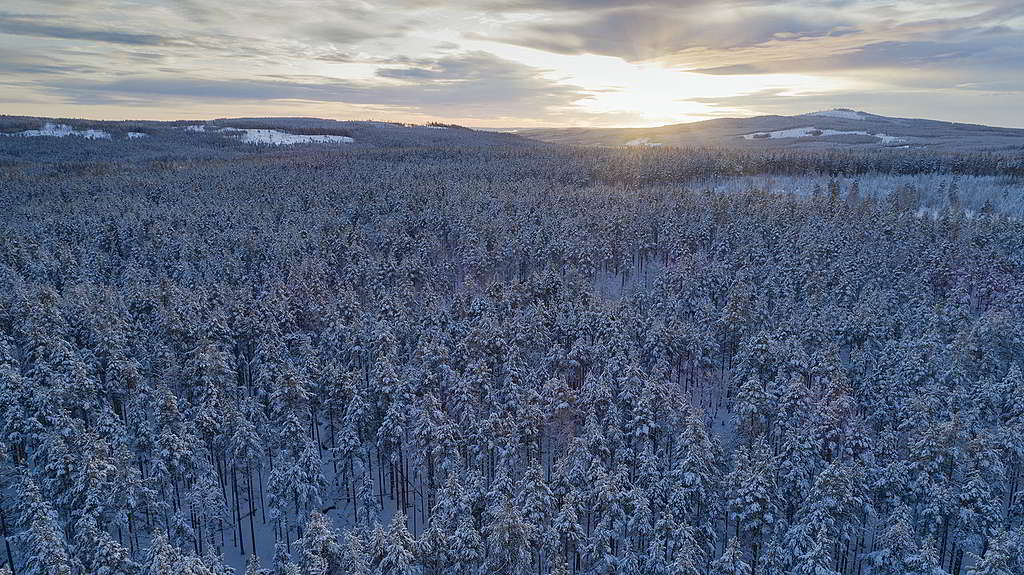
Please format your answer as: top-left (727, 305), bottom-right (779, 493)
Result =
top-left (742, 126), bottom-right (905, 145)
top-left (176, 124), bottom-right (355, 145)
top-left (516, 109), bottom-right (1024, 152)
top-left (802, 108), bottom-right (868, 120)
top-left (5, 122), bottom-right (111, 139)
top-left (227, 129), bottom-right (355, 145)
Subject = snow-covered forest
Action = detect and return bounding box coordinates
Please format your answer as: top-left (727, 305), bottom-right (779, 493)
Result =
top-left (1, 136), bottom-right (1023, 575)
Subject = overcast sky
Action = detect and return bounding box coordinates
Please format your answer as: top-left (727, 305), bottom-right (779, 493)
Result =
top-left (1, 0), bottom-right (1022, 127)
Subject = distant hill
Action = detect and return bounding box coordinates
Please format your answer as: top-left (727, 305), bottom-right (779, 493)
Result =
top-left (0, 115), bottom-right (529, 148)
top-left (513, 109), bottom-right (1024, 153)
top-left (6, 112), bottom-right (1024, 158)
top-left (0, 115), bottom-right (537, 164)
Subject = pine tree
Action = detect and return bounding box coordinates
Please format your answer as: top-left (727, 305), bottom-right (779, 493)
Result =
top-left (142, 531), bottom-right (216, 575)
top-left (76, 515), bottom-right (140, 575)
top-left (273, 539), bottom-right (294, 575)
top-left (868, 504), bottom-right (919, 575)
top-left (734, 377), bottom-right (772, 439)
top-left (14, 474), bottom-right (72, 575)
top-left (725, 439), bottom-right (777, 555)
top-left (448, 515), bottom-right (483, 575)
top-left (666, 522), bottom-right (702, 575)
top-left (483, 497), bottom-right (535, 575)
top-left (672, 407), bottom-right (722, 563)
top-left (379, 512), bottom-right (419, 575)
top-left (965, 530), bottom-right (1021, 575)
top-left (298, 512), bottom-right (341, 575)
top-left (710, 538), bottom-right (751, 575)
top-left (245, 554), bottom-right (270, 575)
top-left (342, 529), bottom-right (373, 575)
top-left (552, 488), bottom-right (585, 570)
top-left (904, 537), bottom-right (945, 575)
top-left (790, 525), bottom-right (839, 575)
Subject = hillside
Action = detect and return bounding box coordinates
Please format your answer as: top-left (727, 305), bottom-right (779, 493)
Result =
top-left (0, 115), bottom-right (530, 164)
top-left (515, 109), bottom-right (1024, 153)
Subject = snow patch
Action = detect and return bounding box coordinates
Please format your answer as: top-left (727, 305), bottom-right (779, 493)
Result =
top-left (7, 122), bottom-right (111, 139)
top-left (741, 126), bottom-right (904, 145)
top-left (126, 132), bottom-right (148, 139)
top-left (803, 109), bottom-right (867, 120)
top-left (625, 138), bottom-right (662, 147)
top-left (178, 125), bottom-right (353, 144)
top-left (227, 129), bottom-right (354, 145)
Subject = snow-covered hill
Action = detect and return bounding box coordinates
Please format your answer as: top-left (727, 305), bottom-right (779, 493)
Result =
top-left (0, 115), bottom-right (530, 152)
top-left (515, 109), bottom-right (1024, 152)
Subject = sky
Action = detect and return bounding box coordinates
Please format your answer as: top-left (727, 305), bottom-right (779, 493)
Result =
top-left (1, 0), bottom-right (1023, 128)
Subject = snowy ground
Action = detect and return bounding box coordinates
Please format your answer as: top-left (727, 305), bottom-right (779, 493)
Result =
top-left (5, 122), bottom-right (111, 139)
top-left (625, 138), bottom-right (663, 147)
top-left (802, 109), bottom-right (867, 120)
top-left (231, 129), bottom-right (354, 145)
top-left (179, 125), bottom-right (355, 145)
top-left (741, 126), bottom-right (904, 144)
top-left (708, 173), bottom-right (1022, 217)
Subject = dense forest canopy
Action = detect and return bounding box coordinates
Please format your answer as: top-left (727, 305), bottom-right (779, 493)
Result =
top-left (0, 131), bottom-right (1023, 575)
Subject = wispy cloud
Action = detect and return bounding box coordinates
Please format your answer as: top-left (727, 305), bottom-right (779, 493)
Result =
top-left (0, 14), bottom-right (169, 45)
top-left (45, 51), bottom-right (587, 119)
top-left (470, 5), bottom-right (859, 60)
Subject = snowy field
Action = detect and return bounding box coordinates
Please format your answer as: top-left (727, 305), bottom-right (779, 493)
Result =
top-left (625, 137), bottom-right (663, 147)
top-left (802, 109), bottom-right (868, 120)
top-left (5, 122), bottom-right (112, 139)
top-left (742, 126), bottom-right (905, 144)
top-left (178, 125), bottom-right (355, 145)
top-left (228, 129), bottom-right (354, 145)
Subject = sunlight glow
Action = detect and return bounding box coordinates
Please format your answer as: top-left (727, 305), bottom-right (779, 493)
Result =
top-left (468, 41), bottom-right (860, 126)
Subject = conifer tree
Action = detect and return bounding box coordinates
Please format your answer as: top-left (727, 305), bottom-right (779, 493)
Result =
top-left (14, 474), bottom-right (72, 575)
top-left (379, 513), bottom-right (419, 575)
top-left (711, 538), bottom-right (751, 575)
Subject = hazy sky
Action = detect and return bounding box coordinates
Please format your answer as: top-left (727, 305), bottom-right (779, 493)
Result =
top-left (2, 0), bottom-right (1022, 127)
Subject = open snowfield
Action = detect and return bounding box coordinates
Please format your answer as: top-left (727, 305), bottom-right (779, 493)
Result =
top-left (178, 124), bottom-right (355, 145)
top-left (625, 137), bottom-right (663, 146)
top-left (229, 129), bottom-right (355, 145)
top-left (742, 126), bottom-right (905, 144)
top-left (802, 109), bottom-right (868, 120)
top-left (5, 122), bottom-right (112, 139)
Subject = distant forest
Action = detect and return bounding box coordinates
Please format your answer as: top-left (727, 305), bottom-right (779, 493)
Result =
top-left (0, 131), bottom-right (1023, 575)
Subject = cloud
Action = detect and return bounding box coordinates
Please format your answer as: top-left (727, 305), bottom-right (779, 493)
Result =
top-left (1, 0), bottom-right (1022, 126)
top-left (686, 26), bottom-right (1024, 95)
top-left (44, 51), bottom-right (587, 118)
top-left (301, 15), bottom-right (418, 44)
top-left (0, 14), bottom-right (169, 45)
top-left (468, 3), bottom-right (859, 60)
top-left (402, 0), bottom-right (795, 10)
top-left (0, 45), bottom-right (102, 77)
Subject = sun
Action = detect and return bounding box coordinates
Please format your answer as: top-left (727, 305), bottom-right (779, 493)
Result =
top-left (463, 40), bottom-right (859, 126)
